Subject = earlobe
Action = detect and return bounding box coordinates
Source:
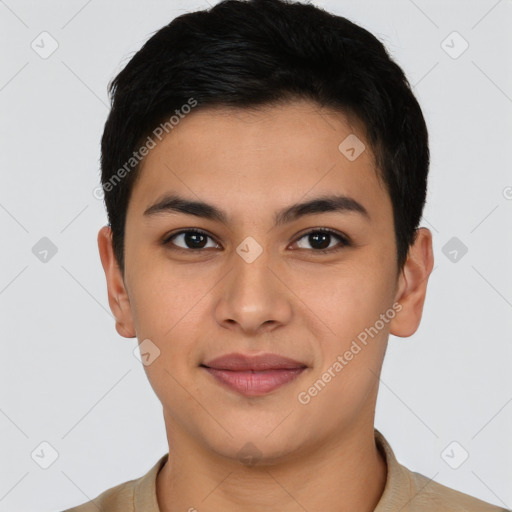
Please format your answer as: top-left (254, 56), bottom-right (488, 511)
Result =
top-left (97, 226), bottom-right (137, 338)
top-left (390, 227), bottom-right (434, 338)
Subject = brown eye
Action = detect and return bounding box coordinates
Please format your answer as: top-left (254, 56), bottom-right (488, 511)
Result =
top-left (163, 229), bottom-right (220, 251)
top-left (293, 229), bottom-right (350, 252)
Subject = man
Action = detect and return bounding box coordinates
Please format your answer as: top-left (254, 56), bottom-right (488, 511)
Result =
top-left (64, 0), bottom-right (508, 510)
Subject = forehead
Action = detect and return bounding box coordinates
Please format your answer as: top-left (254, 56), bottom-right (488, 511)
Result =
top-left (128, 99), bottom-right (390, 224)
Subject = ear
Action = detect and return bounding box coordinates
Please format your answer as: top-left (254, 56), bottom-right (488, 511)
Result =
top-left (97, 225), bottom-right (136, 338)
top-left (390, 227), bottom-right (434, 338)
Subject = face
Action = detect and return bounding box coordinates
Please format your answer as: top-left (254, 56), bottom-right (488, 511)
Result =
top-left (99, 99), bottom-right (432, 464)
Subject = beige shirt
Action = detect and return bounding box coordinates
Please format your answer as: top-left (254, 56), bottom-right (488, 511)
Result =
top-left (63, 429), bottom-right (508, 511)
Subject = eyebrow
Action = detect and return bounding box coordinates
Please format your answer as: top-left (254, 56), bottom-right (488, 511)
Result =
top-left (143, 193), bottom-right (370, 226)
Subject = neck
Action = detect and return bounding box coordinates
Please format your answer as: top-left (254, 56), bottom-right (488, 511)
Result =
top-left (156, 418), bottom-right (387, 512)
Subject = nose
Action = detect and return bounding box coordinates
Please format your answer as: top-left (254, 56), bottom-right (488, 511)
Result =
top-left (214, 248), bottom-right (293, 335)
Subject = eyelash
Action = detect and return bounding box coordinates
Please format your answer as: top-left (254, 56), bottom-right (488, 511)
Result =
top-left (162, 227), bottom-right (351, 254)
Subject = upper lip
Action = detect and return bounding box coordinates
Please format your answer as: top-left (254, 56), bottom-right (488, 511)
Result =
top-left (202, 352), bottom-right (307, 371)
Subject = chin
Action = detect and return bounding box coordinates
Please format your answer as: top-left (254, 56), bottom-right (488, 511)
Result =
top-left (203, 426), bottom-right (308, 468)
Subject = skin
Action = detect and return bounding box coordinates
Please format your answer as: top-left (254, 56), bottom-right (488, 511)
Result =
top-left (98, 99), bottom-right (434, 512)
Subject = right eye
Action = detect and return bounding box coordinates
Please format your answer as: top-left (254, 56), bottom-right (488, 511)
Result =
top-left (162, 228), bottom-right (221, 251)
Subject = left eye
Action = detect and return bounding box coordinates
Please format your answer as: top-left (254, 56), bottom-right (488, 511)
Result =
top-left (293, 229), bottom-right (349, 251)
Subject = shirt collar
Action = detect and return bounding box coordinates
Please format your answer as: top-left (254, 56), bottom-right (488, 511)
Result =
top-left (134, 452), bottom-right (167, 511)
top-left (373, 427), bottom-right (414, 511)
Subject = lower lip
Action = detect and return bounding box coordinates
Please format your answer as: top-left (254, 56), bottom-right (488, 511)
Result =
top-left (202, 367), bottom-right (306, 396)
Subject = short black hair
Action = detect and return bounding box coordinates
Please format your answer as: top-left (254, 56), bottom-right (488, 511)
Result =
top-left (100, 0), bottom-right (429, 276)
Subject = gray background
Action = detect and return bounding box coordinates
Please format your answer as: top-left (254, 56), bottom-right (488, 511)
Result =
top-left (1, 0), bottom-right (511, 510)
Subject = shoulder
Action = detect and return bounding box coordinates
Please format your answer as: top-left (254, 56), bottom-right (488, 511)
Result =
top-left (60, 454), bottom-right (168, 512)
top-left (406, 469), bottom-right (509, 512)
top-left (61, 477), bottom-right (137, 512)
top-left (374, 429), bottom-right (509, 512)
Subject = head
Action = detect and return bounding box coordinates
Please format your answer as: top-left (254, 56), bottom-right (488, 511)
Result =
top-left (98, 0), bottom-right (433, 463)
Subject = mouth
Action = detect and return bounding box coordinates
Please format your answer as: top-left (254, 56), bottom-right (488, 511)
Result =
top-left (200, 352), bottom-right (308, 396)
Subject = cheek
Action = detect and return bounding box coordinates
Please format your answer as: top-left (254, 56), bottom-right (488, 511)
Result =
top-left (296, 262), bottom-right (394, 342)
top-left (127, 264), bottom-right (206, 355)
top-left (128, 271), bottom-right (207, 405)
top-left (294, 271), bottom-right (391, 427)
top-left (295, 262), bottom-right (394, 405)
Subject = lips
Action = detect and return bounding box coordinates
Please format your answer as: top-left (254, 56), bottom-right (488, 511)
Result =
top-left (201, 352), bottom-right (307, 371)
top-left (200, 352), bottom-right (308, 396)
